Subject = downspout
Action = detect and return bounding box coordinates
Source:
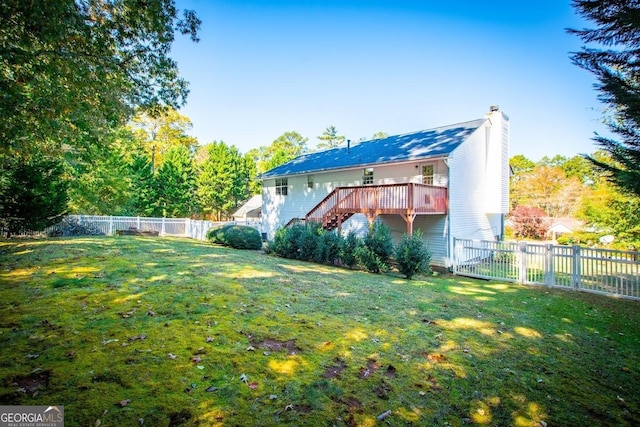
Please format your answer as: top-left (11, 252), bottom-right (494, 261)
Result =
top-left (444, 157), bottom-right (452, 269)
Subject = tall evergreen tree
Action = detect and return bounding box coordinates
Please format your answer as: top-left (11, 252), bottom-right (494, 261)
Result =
top-left (126, 150), bottom-right (156, 216)
top-left (152, 144), bottom-right (196, 218)
top-left (317, 126), bottom-right (346, 150)
top-left (0, 155), bottom-right (68, 235)
top-left (569, 0), bottom-right (640, 196)
top-left (197, 142), bottom-right (251, 220)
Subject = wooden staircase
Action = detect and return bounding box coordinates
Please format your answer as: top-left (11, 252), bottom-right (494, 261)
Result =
top-left (292, 183), bottom-right (448, 233)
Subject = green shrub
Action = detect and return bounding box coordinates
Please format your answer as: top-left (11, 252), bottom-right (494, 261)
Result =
top-left (271, 222), bottom-right (343, 264)
top-left (556, 231), bottom-right (601, 246)
top-left (297, 221), bottom-right (323, 261)
top-left (206, 224), bottom-right (233, 245)
top-left (271, 224), bottom-right (304, 259)
top-left (207, 224), bottom-right (262, 250)
top-left (360, 223), bottom-right (393, 273)
top-left (340, 231), bottom-right (362, 268)
top-left (314, 230), bottom-right (342, 264)
top-left (395, 230), bottom-right (431, 279)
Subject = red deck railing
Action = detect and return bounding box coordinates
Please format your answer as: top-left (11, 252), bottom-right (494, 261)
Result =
top-left (305, 183), bottom-right (447, 229)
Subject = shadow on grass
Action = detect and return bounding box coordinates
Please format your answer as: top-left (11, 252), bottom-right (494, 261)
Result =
top-left (0, 236), bottom-right (638, 426)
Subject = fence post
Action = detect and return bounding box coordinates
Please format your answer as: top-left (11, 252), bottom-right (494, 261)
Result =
top-left (518, 241), bottom-right (527, 284)
top-left (161, 217), bottom-right (166, 236)
top-left (137, 216), bottom-right (141, 229)
top-left (572, 245), bottom-right (581, 290)
top-left (545, 244), bottom-right (554, 286)
top-left (109, 216), bottom-right (114, 236)
top-left (185, 218), bottom-right (191, 238)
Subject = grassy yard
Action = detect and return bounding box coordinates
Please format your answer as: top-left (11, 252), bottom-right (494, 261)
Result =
top-left (0, 236), bottom-right (639, 426)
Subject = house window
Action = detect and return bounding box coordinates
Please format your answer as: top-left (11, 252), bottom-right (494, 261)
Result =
top-left (422, 165), bottom-right (434, 185)
top-left (307, 175), bottom-right (314, 189)
top-left (363, 168), bottom-right (374, 185)
top-left (275, 178), bottom-right (288, 196)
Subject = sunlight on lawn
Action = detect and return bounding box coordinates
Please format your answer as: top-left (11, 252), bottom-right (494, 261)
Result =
top-left (46, 265), bottom-right (100, 276)
top-left (449, 286), bottom-right (497, 296)
top-left (345, 328), bottom-right (369, 342)
top-left (281, 263), bottom-right (349, 275)
top-left (268, 358), bottom-right (300, 375)
top-left (514, 326), bottom-right (542, 338)
top-left (112, 293), bottom-right (146, 304)
top-left (439, 317), bottom-right (496, 336)
top-left (1, 237), bottom-right (637, 426)
top-left (1, 267), bottom-right (39, 279)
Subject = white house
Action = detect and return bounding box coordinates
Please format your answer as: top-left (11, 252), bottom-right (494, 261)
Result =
top-left (260, 107), bottom-right (510, 268)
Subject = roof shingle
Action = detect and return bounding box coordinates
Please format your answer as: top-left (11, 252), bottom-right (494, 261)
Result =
top-left (260, 118), bottom-right (487, 178)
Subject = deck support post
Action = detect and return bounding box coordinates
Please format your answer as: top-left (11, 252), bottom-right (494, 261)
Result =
top-left (401, 213), bottom-right (416, 235)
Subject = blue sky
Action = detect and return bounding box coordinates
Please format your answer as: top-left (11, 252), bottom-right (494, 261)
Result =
top-left (171, 0), bottom-right (608, 161)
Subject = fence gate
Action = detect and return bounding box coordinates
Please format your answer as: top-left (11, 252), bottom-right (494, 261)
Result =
top-left (453, 238), bottom-right (640, 300)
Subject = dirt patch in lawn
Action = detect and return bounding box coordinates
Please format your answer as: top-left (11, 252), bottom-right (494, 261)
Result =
top-left (323, 358), bottom-right (347, 379)
top-left (252, 338), bottom-right (300, 355)
top-left (358, 359), bottom-right (381, 379)
top-left (11, 369), bottom-right (51, 395)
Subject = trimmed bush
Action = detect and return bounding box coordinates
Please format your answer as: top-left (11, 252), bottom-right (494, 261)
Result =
top-left (271, 224), bottom-right (304, 259)
top-left (297, 221), bottom-right (322, 260)
top-left (271, 222), bottom-right (343, 264)
top-left (206, 224), bottom-right (262, 250)
top-left (339, 231), bottom-right (361, 268)
top-left (314, 230), bottom-right (342, 264)
top-left (395, 230), bottom-right (432, 279)
top-left (206, 224), bottom-right (233, 244)
top-left (358, 223), bottom-right (394, 273)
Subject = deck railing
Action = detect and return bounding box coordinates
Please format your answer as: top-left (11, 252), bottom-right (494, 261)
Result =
top-left (306, 183), bottom-right (447, 225)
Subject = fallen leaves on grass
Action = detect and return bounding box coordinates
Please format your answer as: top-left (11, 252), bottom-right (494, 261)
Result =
top-left (119, 399), bottom-right (131, 407)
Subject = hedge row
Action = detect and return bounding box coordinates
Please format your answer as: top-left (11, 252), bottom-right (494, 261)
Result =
top-left (206, 224), bottom-right (263, 250)
top-left (270, 222), bottom-right (431, 279)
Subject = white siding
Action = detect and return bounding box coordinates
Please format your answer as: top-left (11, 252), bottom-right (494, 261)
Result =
top-left (379, 215), bottom-right (448, 267)
top-left (483, 110), bottom-right (510, 214)
top-left (262, 159), bottom-right (448, 239)
top-left (448, 119), bottom-right (501, 247)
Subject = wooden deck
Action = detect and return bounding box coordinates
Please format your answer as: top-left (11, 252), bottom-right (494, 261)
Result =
top-left (305, 183), bottom-right (448, 232)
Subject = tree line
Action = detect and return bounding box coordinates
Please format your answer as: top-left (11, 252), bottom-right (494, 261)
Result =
top-left (508, 153), bottom-right (640, 247)
top-left (1, 0), bottom-right (639, 241)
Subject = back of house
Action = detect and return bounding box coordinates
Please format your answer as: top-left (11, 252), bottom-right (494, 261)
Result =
top-left (260, 106), bottom-right (510, 268)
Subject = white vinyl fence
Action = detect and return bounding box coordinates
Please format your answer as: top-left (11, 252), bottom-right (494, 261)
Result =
top-left (52, 215), bottom-right (261, 241)
top-left (453, 238), bottom-right (640, 300)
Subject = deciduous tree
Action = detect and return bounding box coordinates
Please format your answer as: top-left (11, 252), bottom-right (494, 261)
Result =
top-left (1, 0), bottom-right (200, 159)
top-left (128, 108), bottom-right (198, 169)
top-left (509, 205), bottom-right (549, 240)
top-left (256, 131), bottom-right (308, 174)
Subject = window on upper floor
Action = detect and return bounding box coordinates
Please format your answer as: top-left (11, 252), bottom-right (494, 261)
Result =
top-left (422, 164), bottom-right (434, 185)
top-left (275, 178), bottom-right (288, 196)
top-left (363, 168), bottom-right (374, 185)
top-left (307, 175), bottom-right (313, 189)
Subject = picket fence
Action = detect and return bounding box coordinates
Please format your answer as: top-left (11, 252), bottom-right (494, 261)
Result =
top-left (453, 238), bottom-right (640, 301)
top-left (55, 215), bottom-right (261, 241)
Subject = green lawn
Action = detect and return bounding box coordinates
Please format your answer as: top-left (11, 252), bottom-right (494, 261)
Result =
top-left (0, 237), bottom-right (639, 426)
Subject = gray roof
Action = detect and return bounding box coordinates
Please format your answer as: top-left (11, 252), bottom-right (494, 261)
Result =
top-left (260, 118), bottom-right (487, 179)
